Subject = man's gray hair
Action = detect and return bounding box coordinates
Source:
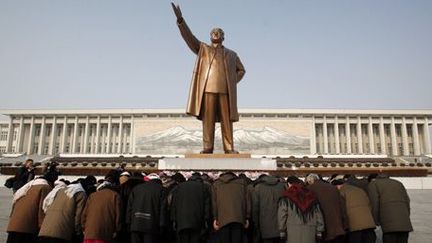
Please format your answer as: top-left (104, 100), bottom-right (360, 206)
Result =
top-left (305, 173), bottom-right (320, 185)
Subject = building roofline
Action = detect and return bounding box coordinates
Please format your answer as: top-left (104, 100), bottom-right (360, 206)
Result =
top-left (1, 108), bottom-right (432, 116)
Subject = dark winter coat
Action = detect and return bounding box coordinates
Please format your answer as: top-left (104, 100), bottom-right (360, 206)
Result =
top-left (171, 175), bottom-right (211, 232)
top-left (127, 180), bottom-right (167, 234)
top-left (368, 177), bottom-right (413, 233)
top-left (211, 172), bottom-right (251, 228)
top-left (308, 180), bottom-right (346, 240)
top-left (81, 187), bottom-right (122, 242)
top-left (278, 192), bottom-right (325, 243)
top-left (252, 175), bottom-right (285, 239)
top-left (12, 166), bottom-right (35, 192)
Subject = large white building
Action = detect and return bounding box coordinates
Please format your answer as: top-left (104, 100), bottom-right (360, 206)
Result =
top-left (0, 109), bottom-right (431, 157)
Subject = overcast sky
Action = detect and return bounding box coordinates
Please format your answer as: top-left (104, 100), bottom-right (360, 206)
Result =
top-left (0, 0), bottom-right (431, 111)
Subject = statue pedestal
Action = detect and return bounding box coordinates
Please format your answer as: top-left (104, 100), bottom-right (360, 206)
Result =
top-left (184, 153), bottom-right (251, 159)
top-left (159, 155), bottom-right (276, 171)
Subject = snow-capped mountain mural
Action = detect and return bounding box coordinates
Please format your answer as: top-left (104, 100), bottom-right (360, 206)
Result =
top-left (135, 125), bottom-right (310, 154)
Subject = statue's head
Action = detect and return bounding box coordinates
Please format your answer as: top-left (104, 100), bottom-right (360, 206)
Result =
top-left (210, 27), bottom-right (224, 44)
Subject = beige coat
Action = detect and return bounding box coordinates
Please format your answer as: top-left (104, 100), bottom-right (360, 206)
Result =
top-left (339, 184), bottom-right (375, 232)
top-left (177, 20), bottom-right (246, 122)
top-left (39, 189), bottom-right (87, 240)
top-left (7, 184), bottom-right (52, 234)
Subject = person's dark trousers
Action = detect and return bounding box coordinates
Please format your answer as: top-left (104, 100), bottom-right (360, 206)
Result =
top-left (383, 232), bottom-right (409, 243)
top-left (323, 235), bottom-right (346, 243)
top-left (71, 234), bottom-right (83, 243)
top-left (346, 228), bottom-right (376, 243)
top-left (262, 238), bottom-right (280, 243)
top-left (252, 226), bottom-right (261, 243)
top-left (218, 223), bottom-right (244, 243)
top-left (7, 232), bottom-right (38, 243)
top-left (178, 228), bottom-right (201, 243)
top-left (38, 237), bottom-right (69, 243)
top-left (131, 231), bottom-right (160, 243)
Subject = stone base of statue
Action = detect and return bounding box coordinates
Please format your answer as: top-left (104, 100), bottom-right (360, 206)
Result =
top-left (184, 153), bottom-right (252, 159)
top-left (159, 154), bottom-right (276, 171)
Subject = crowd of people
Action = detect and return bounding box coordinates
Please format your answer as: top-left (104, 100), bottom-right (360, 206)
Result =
top-left (5, 159), bottom-right (413, 243)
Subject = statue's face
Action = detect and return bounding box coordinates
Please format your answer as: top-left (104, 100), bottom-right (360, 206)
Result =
top-left (210, 28), bottom-right (224, 44)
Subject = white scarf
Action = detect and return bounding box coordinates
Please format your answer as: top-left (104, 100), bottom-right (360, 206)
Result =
top-left (96, 181), bottom-right (112, 191)
top-left (64, 183), bottom-right (85, 199)
top-left (13, 178), bottom-right (49, 203)
top-left (42, 181), bottom-right (68, 213)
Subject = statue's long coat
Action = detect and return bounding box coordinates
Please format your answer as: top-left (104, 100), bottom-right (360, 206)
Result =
top-left (177, 20), bottom-right (246, 122)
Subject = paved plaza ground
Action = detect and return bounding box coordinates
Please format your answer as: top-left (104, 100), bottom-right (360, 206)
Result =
top-left (0, 187), bottom-right (431, 242)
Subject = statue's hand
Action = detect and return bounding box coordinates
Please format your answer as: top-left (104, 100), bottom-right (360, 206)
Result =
top-left (171, 2), bottom-right (183, 21)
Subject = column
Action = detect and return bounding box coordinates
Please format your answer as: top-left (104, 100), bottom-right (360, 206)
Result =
top-left (83, 116), bottom-right (90, 153)
top-left (26, 117), bottom-right (35, 154)
top-left (379, 117), bottom-right (386, 155)
top-left (72, 116), bottom-right (79, 153)
top-left (357, 116), bottom-right (363, 154)
top-left (37, 117), bottom-right (46, 155)
top-left (130, 116), bottom-right (135, 154)
top-left (101, 125), bottom-right (106, 154)
top-left (334, 116), bottom-right (340, 154)
top-left (95, 116), bottom-right (101, 154)
top-left (412, 117), bottom-right (420, 155)
top-left (117, 116), bottom-right (123, 154)
top-left (6, 118), bottom-right (13, 153)
top-left (390, 117), bottom-right (398, 156)
top-left (16, 117), bottom-right (24, 153)
top-left (60, 117), bottom-right (68, 153)
top-left (310, 116), bottom-right (317, 154)
top-left (346, 117), bottom-right (352, 154)
top-left (107, 116), bottom-right (112, 153)
top-left (401, 117), bottom-right (409, 156)
top-left (423, 117), bottom-right (431, 154)
top-left (90, 125), bottom-right (95, 153)
top-left (49, 116), bottom-right (57, 155)
top-left (323, 116), bottom-right (328, 154)
top-left (368, 117), bottom-right (375, 154)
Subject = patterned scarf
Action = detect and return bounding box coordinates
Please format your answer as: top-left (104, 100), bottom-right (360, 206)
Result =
top-left (282, 183), bottom-right (319, 222)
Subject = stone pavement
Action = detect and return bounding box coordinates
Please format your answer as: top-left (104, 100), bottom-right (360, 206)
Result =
top-left (0, 188), bottom-right (431, 242)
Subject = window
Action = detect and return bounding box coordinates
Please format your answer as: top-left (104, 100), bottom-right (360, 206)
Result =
top-left (44, 145), bottom-right (49, 154)
top-left (35, 127), bottom-right (41, 137)
top-left (0, 131), bottom-right (7, 141)
top-left (55, 144), bottom-right (60, 154)
top-left (0, 146), bottom-right (6, 153)
top-left (32, 143), bottom-right (39, 153)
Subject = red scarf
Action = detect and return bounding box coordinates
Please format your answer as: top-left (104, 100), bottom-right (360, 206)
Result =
top-left (282, 183), bottom-right (317, 212)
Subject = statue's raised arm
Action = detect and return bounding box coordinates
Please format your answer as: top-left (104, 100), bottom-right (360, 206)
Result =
top-left (171, 2), bottom-right (201, 54)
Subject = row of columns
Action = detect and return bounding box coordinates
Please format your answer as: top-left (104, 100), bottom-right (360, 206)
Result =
top-left (6, 115), bottom-right (135, 155)
top-left (315, 116), bottom-right (431, 156)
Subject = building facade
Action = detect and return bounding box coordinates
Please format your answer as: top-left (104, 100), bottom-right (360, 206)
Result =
top-left (0, 109), bottom-right (431, 156)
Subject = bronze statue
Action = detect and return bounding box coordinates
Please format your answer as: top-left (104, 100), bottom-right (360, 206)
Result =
top-left (171, 3), bottom-right (246, 154)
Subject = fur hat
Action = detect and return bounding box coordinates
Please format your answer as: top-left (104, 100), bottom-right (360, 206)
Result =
top-left (146, 173), bottom-right (160, 180)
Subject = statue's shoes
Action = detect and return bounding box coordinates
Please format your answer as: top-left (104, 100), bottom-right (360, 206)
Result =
top-left (200, 149), bottom-right (213, 154)
top-left (225, 150), bottom-right (239, 154)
